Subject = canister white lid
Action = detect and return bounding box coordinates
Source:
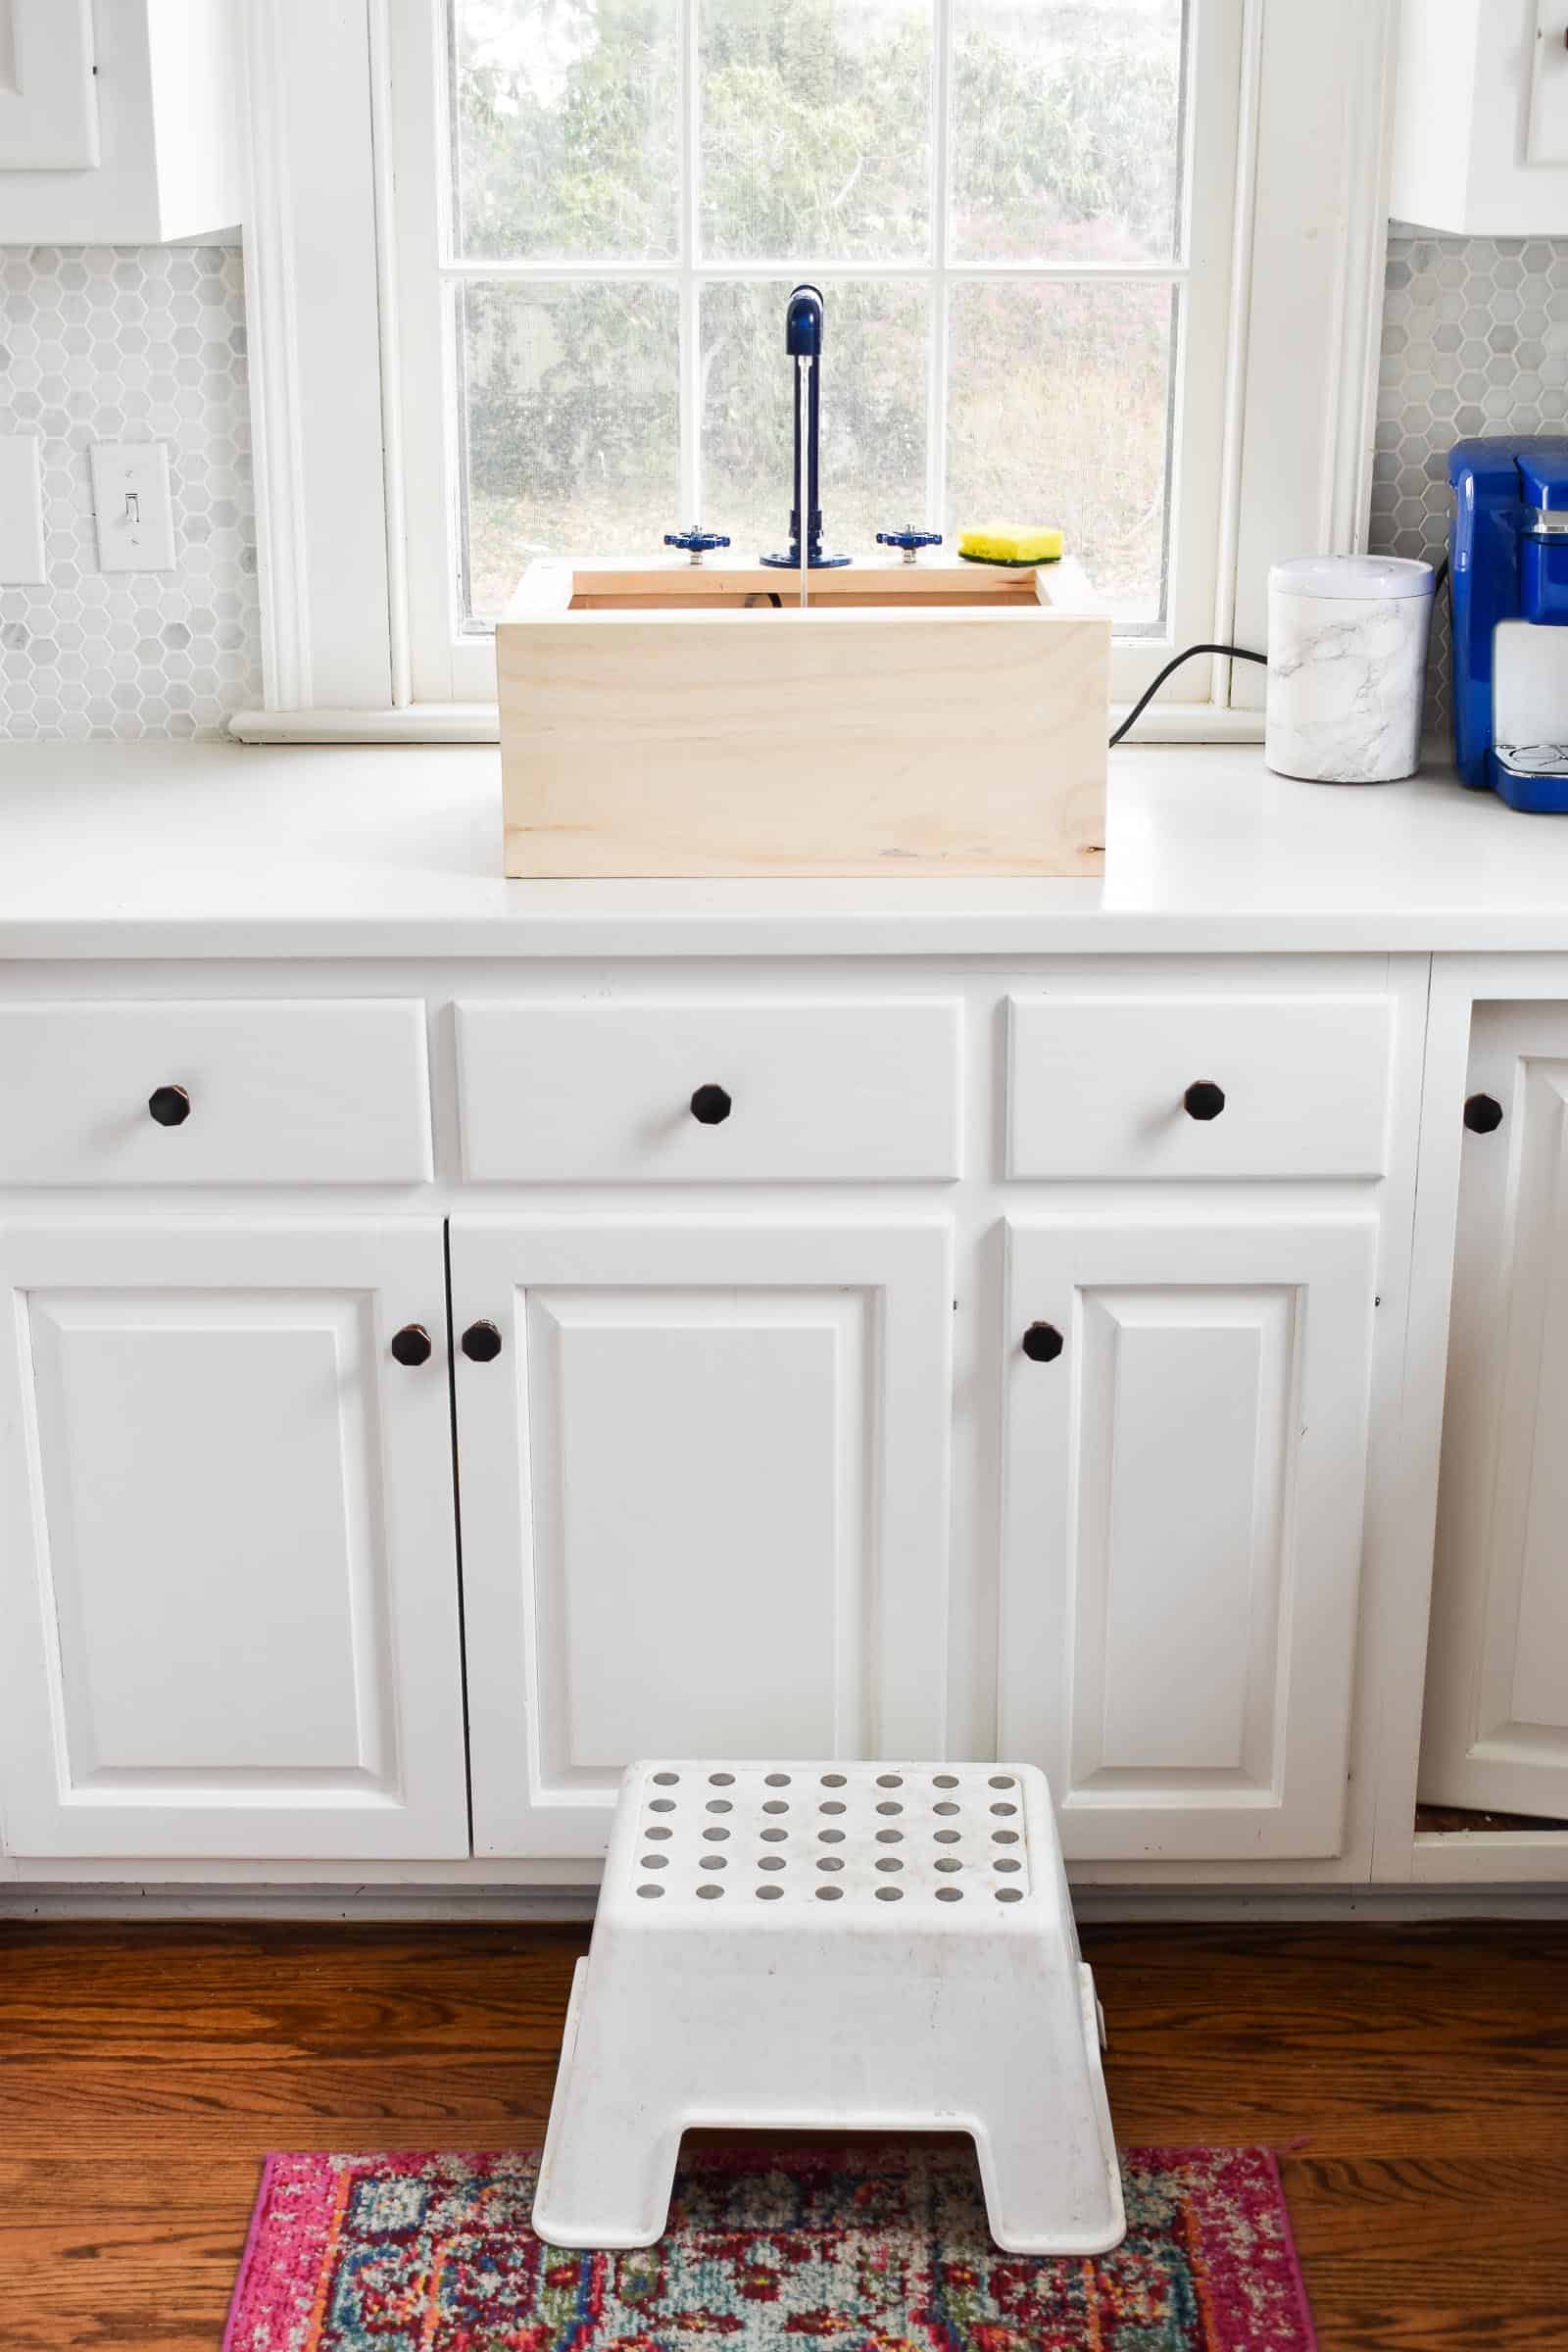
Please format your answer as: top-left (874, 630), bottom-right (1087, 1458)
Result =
top-left (1269, 555), bottom-right (1435, 601)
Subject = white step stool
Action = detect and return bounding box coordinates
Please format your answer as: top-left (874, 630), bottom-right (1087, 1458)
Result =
top-left (532, 1759), bottom-right (1125, 2256)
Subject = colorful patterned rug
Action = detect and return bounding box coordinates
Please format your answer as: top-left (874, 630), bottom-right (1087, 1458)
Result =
top-left (222, 2143), bottom-right (1315, 2351)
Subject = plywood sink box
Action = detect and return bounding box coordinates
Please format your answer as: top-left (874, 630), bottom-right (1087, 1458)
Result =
top-left (496, 554), bottom-right (1111, 879)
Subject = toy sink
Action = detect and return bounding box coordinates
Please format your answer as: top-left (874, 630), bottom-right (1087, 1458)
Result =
top-left (495, 553), bottom-right (1110, 880)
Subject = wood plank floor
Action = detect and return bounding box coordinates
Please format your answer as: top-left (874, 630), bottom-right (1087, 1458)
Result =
top-left (2, 1920), bottom-right (1565, 2350)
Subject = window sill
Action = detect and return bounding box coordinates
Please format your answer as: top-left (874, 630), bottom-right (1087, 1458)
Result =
top-left (227, 703), bottom-right (1266, 748)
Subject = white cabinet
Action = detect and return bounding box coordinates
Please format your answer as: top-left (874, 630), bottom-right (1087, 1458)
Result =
top-left (0, 0), bottom-right (97, 169)
top-left (1000, 1214), bottom-right (1378, 1862)
top-left (1422, 1003), bottom-right (1568, 1818)
top-left (455, 999), bottom-right (963, 1184)
top-left (0, 999), bottom-right (433, 1187)
top-left (1006, 993), bottom-right (1393, 1182)
top-left (1392, 0), bottom-right (1568, 234)
top-left (0, 1219), bottom-right (467, 1860)
top-left (450, 1216), bottom-right (954, 1859)
top-left (0, 0), bottom-right (243, 243)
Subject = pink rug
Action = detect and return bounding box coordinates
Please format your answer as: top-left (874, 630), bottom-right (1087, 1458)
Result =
top-left (223, 2141), bottom-right (1316, 2349)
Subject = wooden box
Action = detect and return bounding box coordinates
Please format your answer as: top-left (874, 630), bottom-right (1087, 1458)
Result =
top-left (496, 556), bottom-right (1110, 879)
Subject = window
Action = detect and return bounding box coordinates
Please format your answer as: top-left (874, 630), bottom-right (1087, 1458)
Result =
top-left (234, 0), bottom-right (1396, 736)
top-left (389, 0), bottom-right (1244, 703)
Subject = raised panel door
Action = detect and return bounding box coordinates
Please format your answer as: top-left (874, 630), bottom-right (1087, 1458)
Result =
top-left (0, 1220), bottom-right (466, 1859)
top-left (451, 1217), bottom-right (954, 1857)
top-left (1001, 1214), bottom-right (1377, 1860)
top-left (1422, 1008), bottom-right (1568, 1816)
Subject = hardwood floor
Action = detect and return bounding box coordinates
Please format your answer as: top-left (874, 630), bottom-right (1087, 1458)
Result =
top-left (2, 1920), bottom-right (1564, 2350)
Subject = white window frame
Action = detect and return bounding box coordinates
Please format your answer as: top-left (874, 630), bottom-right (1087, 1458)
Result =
top-left (230, 0), bottom-right (1398, 744)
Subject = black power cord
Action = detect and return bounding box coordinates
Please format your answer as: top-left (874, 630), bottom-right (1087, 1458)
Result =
top-left (1110, 558), bottom-right (1449, 750)
top-left (1110, 643), bottom-right (1268, 748)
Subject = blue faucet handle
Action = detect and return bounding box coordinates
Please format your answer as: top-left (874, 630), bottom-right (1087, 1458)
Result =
top-left (877, 527), bottom-right (943, 561)
top-left (664, 525), bottom-right (731, 563)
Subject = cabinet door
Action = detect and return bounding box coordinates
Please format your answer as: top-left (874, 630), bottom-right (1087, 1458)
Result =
top-left (1422, 1008), bottom-right (1568, 1816)
top-left (0, 1), bottom-right (98, 169)
top-left (1001, 1215), bottom-right (1377, 1862)
top-left (0, 1221), bottom-right (467, 1860)
top-left (451, 1217), bottom-right (953, 1857)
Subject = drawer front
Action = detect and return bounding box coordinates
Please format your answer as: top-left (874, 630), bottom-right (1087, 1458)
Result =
top-left (0, 1002), bottom-right (433, 1186)
top-left (1007, 995), bottom-right (1393, 1180)
top-left (456, 1000), bottom-right (962, 1181)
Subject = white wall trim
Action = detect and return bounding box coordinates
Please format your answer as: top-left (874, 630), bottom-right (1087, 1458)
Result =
top-left (1327, 8), bottom-right (1401, 557)
top-left (229, 703), bottom-right (502, 744)
top-left (239, 0), bottom-right (394, 710)
top-left (1207, 0), bottom-right (1265, 708)
top-left (4, 1881), bottom-right (1565, 1924)
top-left (368, 0), bottom-right (415, 710)
top-left (1228, 0), bottom-right (1398, 709)
top-left (238, 0), bottom-right (314, 710)
top-left (226, 701), bottom-right (1266, 748)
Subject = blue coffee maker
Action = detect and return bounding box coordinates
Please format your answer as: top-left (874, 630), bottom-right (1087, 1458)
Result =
top-left (1450, 436), bottom-right (1568, 811)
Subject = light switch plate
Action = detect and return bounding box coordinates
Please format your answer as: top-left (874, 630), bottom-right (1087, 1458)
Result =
top-left (0, 433), bottom-right (47, 583)
top-left (89, 441), bottom-right (177, 573)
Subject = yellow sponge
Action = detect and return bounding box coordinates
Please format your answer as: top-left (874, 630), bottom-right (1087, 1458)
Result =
top-left (957, 526), bottom-right (1064, 566)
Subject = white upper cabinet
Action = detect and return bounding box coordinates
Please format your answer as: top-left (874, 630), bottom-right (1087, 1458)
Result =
top-left (0, 0), bottom-right (97, 169)
top-left (0, 0), bottom-right (243, 243)
top-left (1392, 0), bottom-right (1568, 234)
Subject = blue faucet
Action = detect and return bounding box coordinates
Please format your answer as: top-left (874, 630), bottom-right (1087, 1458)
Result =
top-left (760, 285), bottom-right (850, 573)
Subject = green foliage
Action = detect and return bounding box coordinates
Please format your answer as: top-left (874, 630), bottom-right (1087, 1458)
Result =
top-left (456, 0), bottom-right (679, 258)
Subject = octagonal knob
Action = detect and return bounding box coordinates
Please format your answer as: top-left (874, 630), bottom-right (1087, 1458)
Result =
top-left (148, 1084), bottom-right (191, 1127)
top-left (690, 1083), bottom-right (732, 1126)
top-left (390, 1324), bottom-right (432, 1367)
top-left (1464, 1092), bottom-right (1503, 1135)
top-left (462, 1319), bottom-right (503, 1363)
top-left (1021, 1321), bottom-right (1064, 1363)
top-left (1183, 1079), bottom-right (1226, 1122)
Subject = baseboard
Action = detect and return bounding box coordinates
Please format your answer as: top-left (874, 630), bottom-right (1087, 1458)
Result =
top-left (5, 1882), bottom-right (1567, 1925)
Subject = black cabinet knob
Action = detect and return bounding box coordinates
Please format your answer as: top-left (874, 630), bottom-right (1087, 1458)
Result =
top-left (390, 1324), bottom-right (432, 1367)
top-left (1184, 1079), bottom-right (1226, 1122)
top-left (148, 1083), bottom-right (191, 1127)
top-left (462, 1319), bottom-right (503, 1363)
top-left (1021, 1321), bottom-right (1064, 1363)
top-left (1464, 1092), bottom-right (1503, 1135)
top-left (690, 1083), bottom-right (732, 1125)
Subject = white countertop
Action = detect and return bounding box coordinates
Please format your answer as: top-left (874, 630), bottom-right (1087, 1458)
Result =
top-left (2, 737), bottom-right (1567, 958)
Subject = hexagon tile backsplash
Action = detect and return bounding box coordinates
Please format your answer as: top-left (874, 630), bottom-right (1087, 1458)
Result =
top-left (1, 244), bottom-right (261, 742)
top-left (1371, 226), bottom-right (1568, 732)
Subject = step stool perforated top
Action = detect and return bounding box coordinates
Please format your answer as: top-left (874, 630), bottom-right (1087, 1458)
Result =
top-left (615, 1761), bottom-right (1042, 1914)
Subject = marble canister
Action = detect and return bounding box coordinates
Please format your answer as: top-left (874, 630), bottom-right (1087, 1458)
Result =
top-left (1265, 556), bottom-right (1435, 783)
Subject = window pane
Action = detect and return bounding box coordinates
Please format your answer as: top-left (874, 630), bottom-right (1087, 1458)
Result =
top-left (451, 0), bottom-right (679, 261)
top-left (700, 0), bottom-right (932, 262)
top-left (951, 0), bottom-right (1185, 265)
top-left (459, 279), bottom-right (680, 617)
top-left (702, 280), bottom-right (928, 560)
top-left (947, 279), bottom-right (1175, 622)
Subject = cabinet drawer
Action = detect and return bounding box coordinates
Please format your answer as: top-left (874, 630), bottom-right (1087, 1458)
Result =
top-left (0, 1002), bottom-right (433, 1186)
top-left (456, 1000), bottom-right (962, 1181)
top-left (1006, 995), bottom-right (1394, 1180)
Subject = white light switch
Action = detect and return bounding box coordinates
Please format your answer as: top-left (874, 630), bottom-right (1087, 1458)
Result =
top-left (89, 441), bottom-right (177, 573)
top-left (0, 434), bottom-right (47, 584)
